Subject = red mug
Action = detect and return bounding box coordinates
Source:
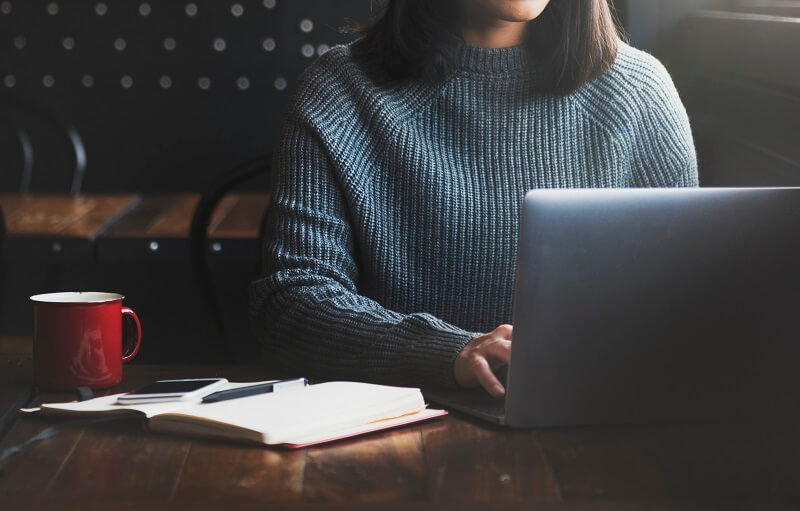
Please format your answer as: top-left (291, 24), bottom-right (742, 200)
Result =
top-left (31, 292), bottom-right (142, 390)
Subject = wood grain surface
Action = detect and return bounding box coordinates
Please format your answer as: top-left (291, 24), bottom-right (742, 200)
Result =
top-left (1, 356), bottom-right (798, 510)
top-left (0, 193), bottom-right (268, 263)
top-left (0, 194), bottom-right (139, 238)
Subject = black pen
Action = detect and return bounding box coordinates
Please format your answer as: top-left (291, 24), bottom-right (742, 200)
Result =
top-left (201, 378), bottom-right (308, 403)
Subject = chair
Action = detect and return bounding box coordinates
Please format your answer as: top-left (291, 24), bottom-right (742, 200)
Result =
top-left (0, 205), bottom-right (5, 326)
top-left (0, 95), bottom-right (87, 194)
top-left (188, 152), bottom-right (272, 361)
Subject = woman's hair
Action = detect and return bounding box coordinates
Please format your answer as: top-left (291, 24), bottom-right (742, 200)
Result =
top-left (351, 0), bottom-right (621, 96)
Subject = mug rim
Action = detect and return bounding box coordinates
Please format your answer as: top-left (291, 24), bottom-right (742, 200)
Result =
top-left (30, 291), bottom-right (125, 304)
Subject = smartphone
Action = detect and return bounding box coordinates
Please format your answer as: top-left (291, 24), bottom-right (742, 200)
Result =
top-left (116, 378), bottom-right (228, 404)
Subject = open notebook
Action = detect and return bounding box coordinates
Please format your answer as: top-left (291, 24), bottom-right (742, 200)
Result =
top-left (31, 381), bottom-right (446, 448)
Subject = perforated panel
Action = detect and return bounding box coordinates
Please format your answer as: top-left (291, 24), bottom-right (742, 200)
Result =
top-left (0, 0), bottom-right (371, 193)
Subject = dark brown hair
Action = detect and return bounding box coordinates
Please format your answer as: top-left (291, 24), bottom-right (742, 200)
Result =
top-left (352, 0), bottom-right (621, 96)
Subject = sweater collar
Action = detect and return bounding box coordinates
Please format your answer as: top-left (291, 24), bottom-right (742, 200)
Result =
top-left (452, 42), bottom-right (532, 75)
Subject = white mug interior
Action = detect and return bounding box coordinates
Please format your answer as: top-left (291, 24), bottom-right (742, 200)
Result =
top-left (30, 292), bottom-right (125, 304)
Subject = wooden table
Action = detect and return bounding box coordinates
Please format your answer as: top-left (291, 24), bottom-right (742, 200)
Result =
top-left (1, 354), bottom-right (798, 510)
top-left (0, 194), bottom-right (140, 263)
top-left (95, 192), bottom-right (269, 263)
top-left (0, 193), bottom-right (270, 264)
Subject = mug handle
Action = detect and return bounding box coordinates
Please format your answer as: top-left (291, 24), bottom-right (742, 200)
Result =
top-left (121, 307), bottom-right (142, 362)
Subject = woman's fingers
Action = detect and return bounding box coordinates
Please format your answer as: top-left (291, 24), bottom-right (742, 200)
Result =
top-left (454, 324), bottom-right (513, 397)
top-left (485, 337), bottom-right (512, 365)
top-left (472, 356), bottom-right (506, 398)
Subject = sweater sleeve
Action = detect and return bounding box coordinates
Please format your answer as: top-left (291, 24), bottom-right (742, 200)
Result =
top-left (628, 57), bottom-right (699, 188)
top-left (248, 118), bottom-right (475, 389)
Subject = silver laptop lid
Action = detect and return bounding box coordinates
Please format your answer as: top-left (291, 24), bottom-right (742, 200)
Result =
top-left (505, 188), bottom-right (800, 428)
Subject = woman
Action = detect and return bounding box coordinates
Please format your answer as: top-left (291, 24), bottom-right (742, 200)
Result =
top-left (249, 0), bottom-right (698, 397)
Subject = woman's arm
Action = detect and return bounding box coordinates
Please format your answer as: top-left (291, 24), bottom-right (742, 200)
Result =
top-left (248, 119), bottom-right (476, 389)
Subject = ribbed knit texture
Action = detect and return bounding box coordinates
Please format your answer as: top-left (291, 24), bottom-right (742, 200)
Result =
top-left (248, 41), bottom-right (698, 389)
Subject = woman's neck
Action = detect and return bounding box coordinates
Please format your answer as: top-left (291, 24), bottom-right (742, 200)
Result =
top-left (459, 3), bottom-right (530, 48)
top-left (460, 18), bottom-right (529, 48)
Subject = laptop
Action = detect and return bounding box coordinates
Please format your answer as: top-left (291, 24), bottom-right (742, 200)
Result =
top-left (424, 187), bottom-right (800, 427)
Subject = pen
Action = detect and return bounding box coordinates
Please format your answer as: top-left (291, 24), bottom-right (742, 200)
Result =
top-left (201, 378), bottom-right (308, 403)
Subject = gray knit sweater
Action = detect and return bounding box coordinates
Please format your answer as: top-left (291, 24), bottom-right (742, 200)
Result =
top-left (248, 41), bottom-right (698, 389)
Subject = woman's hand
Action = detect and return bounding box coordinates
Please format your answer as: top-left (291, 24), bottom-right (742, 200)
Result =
top-left (454, 324), bottom-right (512, 398)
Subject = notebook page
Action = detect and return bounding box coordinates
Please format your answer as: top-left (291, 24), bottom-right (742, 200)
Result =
top-left (156, 381), bottom-right (426, 444)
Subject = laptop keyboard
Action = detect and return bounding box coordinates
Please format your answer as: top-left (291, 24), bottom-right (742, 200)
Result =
top-left (423, 388), bottom-right (506, 419)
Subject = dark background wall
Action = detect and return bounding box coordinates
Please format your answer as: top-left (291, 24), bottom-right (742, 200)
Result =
top-left (1, 0), bottom-right (371, 194)
top-left (618, 0), bottom-right (800, 187)
top-left (617, 0), bottom-right (723, 52)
